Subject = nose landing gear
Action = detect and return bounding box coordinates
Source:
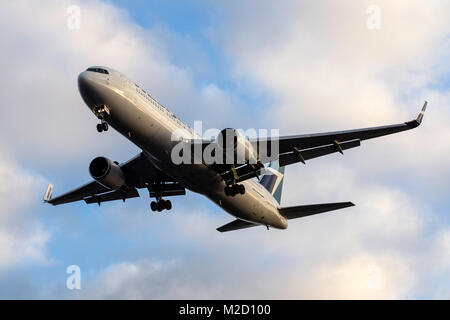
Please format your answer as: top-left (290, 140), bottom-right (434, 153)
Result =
top-left (146, 181), bottom-right (183, 213)
top-left (224, 184), bottom-right (245, 196)
top-left (93, 105), bottom-right (110, 133)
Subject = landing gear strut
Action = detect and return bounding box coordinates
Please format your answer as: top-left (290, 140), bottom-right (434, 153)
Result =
top-left (93, 105), bottom-right (110, 133)
top-left (150, 199), bottom-right (172, 212)
top-left (148, 182), bottom-right (172, 212)
top-left (224, 184), bottom-right (245, 196)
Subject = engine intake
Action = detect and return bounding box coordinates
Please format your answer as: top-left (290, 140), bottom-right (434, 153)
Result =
top-left (89, 156), bottom-right (125, 190)
top-left (216, 128), bottom-right (258, 164)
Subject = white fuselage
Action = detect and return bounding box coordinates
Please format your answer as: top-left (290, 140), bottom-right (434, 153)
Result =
top-left (78, 67), bottom-right (288, 229)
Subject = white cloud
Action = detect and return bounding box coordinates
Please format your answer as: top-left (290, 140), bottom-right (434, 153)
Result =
top-left (74, 140), bottom-right (446, 299)
top-left (0, 0), bottom-right (448, 300)
top-left (0, 148), bottom-right (50, 269)
top-left (212, 0), bottom-right (450, 187)
top-left (289, 253), bottom-right (416, 299)
top-left (85, 260), bottom-right (175, 299)
top-left (0, 0), bottom-right (240, 165)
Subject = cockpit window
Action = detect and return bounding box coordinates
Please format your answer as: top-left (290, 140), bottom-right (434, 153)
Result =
top-left (86, 67), bottom-right (109, 74)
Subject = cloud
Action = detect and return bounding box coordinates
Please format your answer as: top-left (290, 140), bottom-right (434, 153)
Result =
top-left (0, 0), bottom-right (448, 300)
top-left (0, 0), bottom-right (247, 298)
top-left (0, 148), bottom-right (50, 270)
top-left (0, 0), bottom-right (240, 167)
top-left (56, 167), bottom-right (418, 299)
top-left (73, 161), bottom-right (446, 299)
top-left (212, 0), bottom-right (450, 187)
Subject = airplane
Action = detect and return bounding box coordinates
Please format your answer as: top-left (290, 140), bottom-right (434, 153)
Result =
top-left (43, 66), bottom-right (427, 232)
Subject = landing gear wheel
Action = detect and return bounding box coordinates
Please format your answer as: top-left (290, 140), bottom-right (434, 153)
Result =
top-left (150, 199), bottom-right (172, 212)
top-left (225, 184), bottom-right (245, 196)
top-left (232, 184), bottom-right (240, 196)
top-left (102, 122), bottom-right (109, 131)
top-left (96, 123), bottom-right (103, 132)
top-left (225, 184), bottom-right (246, 196)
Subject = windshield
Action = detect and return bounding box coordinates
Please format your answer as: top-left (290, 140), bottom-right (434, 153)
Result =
top-left (86, 67), bottom-right (109, 74)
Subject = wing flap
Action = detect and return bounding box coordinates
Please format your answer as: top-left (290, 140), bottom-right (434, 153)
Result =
top-left (279, 139), bottom-right (360, 167)
top-left (84, 188), bottom-right (139, 204)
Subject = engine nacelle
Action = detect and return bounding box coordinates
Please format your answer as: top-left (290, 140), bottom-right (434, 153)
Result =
top-left (89, 156), bottom-right (126, 190)
top-left (216, 128), bottom-right (258, 164)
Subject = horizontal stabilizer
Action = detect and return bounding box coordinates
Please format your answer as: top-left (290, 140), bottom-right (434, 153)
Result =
top-left (217, 219), bottom-right (258, 232)
top-left (279, 202), bottom-right (355, 220)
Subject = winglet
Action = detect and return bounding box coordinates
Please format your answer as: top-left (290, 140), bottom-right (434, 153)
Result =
top-left (416, 100), bottom-right (427, 125)
top-left (43, 183), bottom-right (53, 203)
top-left (406, 101), bottom-right (427, 128)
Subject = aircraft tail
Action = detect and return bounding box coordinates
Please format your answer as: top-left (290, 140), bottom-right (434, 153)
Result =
top-left (260, 160), bottom-right (285, 204)
top-left (216, 202), bottom-right (355, 232)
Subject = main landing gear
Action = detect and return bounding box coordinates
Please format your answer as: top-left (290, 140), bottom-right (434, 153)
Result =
top-left (150, 199), bottom-right (172, 212)
top-left (147, 181), bottom-right (174, 213)
top-left (224, 184), bottom-right (245, 196)
top-left (96, 121), bottom-right (109, 132)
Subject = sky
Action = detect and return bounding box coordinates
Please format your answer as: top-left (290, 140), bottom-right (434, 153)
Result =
top-left (0, 0), bottom-right (449, 299)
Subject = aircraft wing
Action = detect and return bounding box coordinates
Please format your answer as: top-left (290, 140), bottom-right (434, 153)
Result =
top-left (45, 181), bottom-right (110, 205)
top-left (256, 101), bottom-right (427, 160)
top-left (212, 102), bottom-right (427, 184)
top-left (45, 152), bottom-right (184, 206)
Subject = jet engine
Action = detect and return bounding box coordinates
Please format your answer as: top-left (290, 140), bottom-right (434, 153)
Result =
top-left (89, 156), bottom-right (126, 190)
top-left (216, 128), bottom-right (258, 164)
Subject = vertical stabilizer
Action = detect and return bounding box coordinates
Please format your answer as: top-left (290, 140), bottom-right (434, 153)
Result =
top-left (260, 161), bottom-right (285, 204)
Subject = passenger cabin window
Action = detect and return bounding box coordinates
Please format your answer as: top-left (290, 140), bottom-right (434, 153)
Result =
top-left (86, 67), bottom-right (109, 74)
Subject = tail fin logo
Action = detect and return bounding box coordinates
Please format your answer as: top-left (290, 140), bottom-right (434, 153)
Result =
top-left (260, 161), bottom-right (285, 203)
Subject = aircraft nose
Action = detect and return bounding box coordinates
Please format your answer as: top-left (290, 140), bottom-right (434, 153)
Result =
top-left (78, 71), bottom-right (93, 91)
top-left (78, 71), bottom-right (99, 108)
